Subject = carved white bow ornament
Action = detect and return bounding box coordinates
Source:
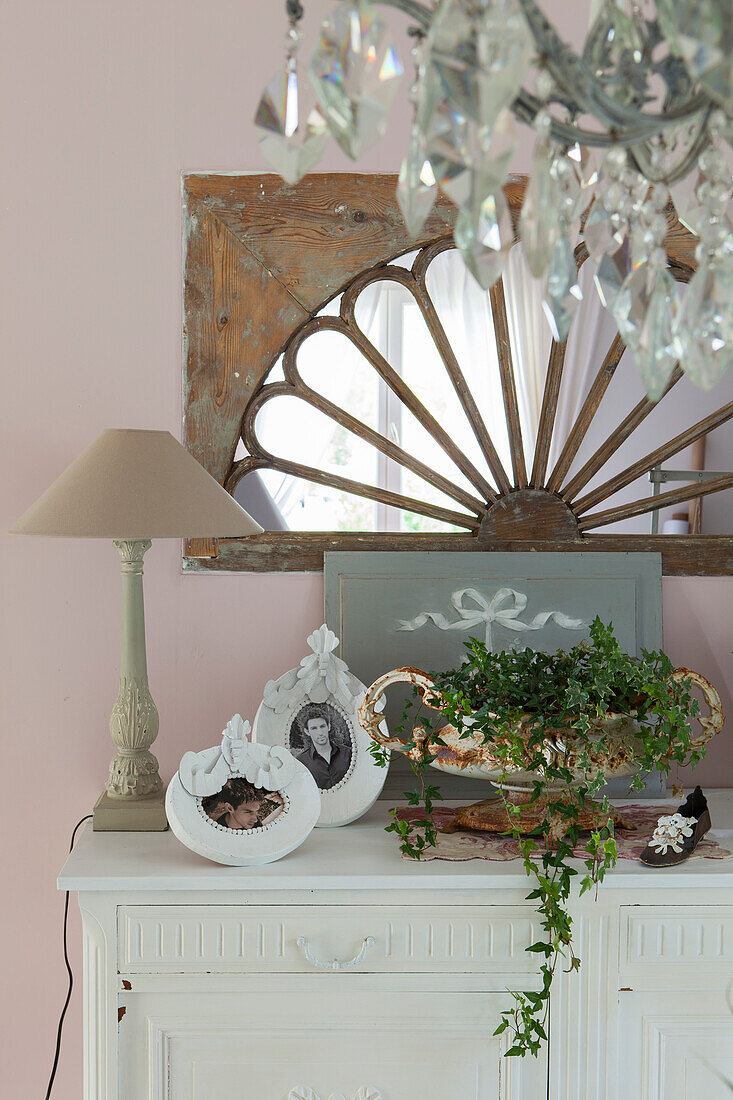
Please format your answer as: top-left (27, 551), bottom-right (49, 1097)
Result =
top-left (397, 586), bottom-right (585, 649)
top-left (178, 713), bottom-right (296, 797)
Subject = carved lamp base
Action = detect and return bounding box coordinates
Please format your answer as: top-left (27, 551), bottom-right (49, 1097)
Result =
top-left (93, 539), bottom-right (168, 832)
top-left (93, 790), bottom-right (168, 832)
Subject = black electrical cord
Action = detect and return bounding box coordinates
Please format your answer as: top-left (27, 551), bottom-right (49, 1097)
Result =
top-left (43, 814), bottom-right (93, 1100)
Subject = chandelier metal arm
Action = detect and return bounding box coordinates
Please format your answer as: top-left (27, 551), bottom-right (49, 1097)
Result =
top-left (515, 1), bottom-right (714, 145)
top-left (513, 89), bottom-right (711, 162)
top-left (515, 0), bottom-right (707, 134)
top-left (366, 0), bottom-right (714, 178)
top-left (367, 0), bottom-right (433, 26)
top-left (630, 106), bottom-right (715, 182)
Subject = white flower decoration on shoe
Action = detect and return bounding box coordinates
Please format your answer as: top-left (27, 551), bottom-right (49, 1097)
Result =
top-left (649, 812), bottom-right (697, 855)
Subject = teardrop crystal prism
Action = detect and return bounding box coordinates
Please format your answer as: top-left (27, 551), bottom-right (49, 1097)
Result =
top-left (255, 60), bottom-right (329, 184)
top-left (566, 143), bottom-right (599, 218)
top-left (631, 268), bottom-right (680, 401)
top-left (676, 255), bottom-right (733, 389)
top-left (594, 233), bottom-right (632, 310)
top-left (670, 174), bottom-right (701, 234)
top-left (427, 0), bottom-right (531, 126)
top-left (520, 143), bottom-right (560, 277)
top-left (454, 189), bottom-right (512, 290)
top-left (542, 233), bottom-right (583, 342)
top-left (657, 0), bottom-right (732, 113)
top-left (397, 127), bottom-right (438, 237)
top-left (428, 105), bottom-right (515, 212)
top-left (583, 0), bottom-right (648, 108)
top-left (611, 261), bottom-right (651, 350)
top-left (583, 200), bottom-right (626, 263)
top-left (611, 262), bottom-right (681, 403)
top-left (310, 0), bottom-right (403, 159)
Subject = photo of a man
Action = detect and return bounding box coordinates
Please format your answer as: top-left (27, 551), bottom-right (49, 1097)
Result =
top-left (291, 702), bottom-right (353, 790)
top-left (201, 778), bottom-right (284, 831)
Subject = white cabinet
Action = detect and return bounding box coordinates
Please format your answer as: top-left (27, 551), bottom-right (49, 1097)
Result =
top-left (59, 794), bottom-right (733, 1100)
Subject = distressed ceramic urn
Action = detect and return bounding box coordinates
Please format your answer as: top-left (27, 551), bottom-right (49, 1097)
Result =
top-left (358, 666), bottom-right (724, 838)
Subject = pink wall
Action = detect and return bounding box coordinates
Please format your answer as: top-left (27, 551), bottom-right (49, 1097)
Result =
top-left (0, 2), bottom-right (730, 1098)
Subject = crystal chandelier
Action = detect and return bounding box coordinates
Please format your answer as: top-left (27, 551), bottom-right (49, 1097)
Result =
top-left (255, 0), bottom-right (733, 396)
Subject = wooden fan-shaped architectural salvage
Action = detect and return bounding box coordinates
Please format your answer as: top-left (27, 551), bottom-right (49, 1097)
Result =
top-left (183, 173), bottom-right (732, 575)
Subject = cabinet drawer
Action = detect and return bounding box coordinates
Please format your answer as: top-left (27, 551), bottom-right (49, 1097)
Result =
top-left (118, 904), bottom-right (540, 976)
top-left (620, 905), bottom-right (733, 987)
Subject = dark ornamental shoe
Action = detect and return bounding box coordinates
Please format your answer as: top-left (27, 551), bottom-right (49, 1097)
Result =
top-left (639, 786), bottom-right (711, 867)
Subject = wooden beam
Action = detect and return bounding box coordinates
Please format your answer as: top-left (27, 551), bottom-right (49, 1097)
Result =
top-left (185, 172), bottom-right (458, 314)
top-left (340, 293), bottom-right (499, 503)
top-left (561, 367), bottom-right (684, 502)
top-left (412, 278), bottom-right (512, 495)
top-left (575, 402), bottom-right (733, 514)
top-left (240, 379), bottom-right (485, 516)
top-left (184, 531), bottom-right (733, 576)
top-left (547, 334), bottom-right (626, 493)
top-left (531, 338), bottom-right (567, 488)
top-left (579, 473), bottom-right (733, 530)
top-left (490, 277), bottom-right (527, 487)
top-left (183, 197), bottom-right (309, 487)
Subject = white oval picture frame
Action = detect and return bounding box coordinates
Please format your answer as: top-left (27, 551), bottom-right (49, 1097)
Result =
top-left (166, 715), bottom-right (320, 866)
top-left (252, 625), bottom-right (389, 828)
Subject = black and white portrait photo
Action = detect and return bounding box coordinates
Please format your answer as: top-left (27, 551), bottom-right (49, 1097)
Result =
top-left (201, 777), bottom-right (285, 831)
top-left (289, 702), bottom-right (353, 791)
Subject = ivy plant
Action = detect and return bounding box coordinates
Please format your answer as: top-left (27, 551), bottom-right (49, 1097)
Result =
top-left (375, 618), bottom-right (703, 1058)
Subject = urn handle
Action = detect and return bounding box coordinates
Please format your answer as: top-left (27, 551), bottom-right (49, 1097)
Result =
top-left (670, 667), bottom-right (724, 750)
top-left (358, 667), bottom-right (441, 754)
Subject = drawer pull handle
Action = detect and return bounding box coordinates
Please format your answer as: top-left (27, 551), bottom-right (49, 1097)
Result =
top-left (296, 935), bottom-right (376, 971)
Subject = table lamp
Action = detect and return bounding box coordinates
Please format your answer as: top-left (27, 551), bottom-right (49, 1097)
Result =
top-left (11, 429), bottom-right (263, 831)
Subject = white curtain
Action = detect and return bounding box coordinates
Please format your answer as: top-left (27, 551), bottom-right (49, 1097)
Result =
top-left (503, 243), bottom-right (552, 469)
top-left (547, 260), bottom-right (619, 473)
top-left (425, 249), bottom-right (512, 480)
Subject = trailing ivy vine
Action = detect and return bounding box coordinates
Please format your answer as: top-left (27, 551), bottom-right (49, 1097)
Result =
top-left (373, 618), bottom-right (703, 1057)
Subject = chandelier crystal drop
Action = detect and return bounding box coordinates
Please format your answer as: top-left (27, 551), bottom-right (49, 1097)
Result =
top-left (542, 232), bottom-right (583, 342)
top-left (454, 187), bottom-right (513, 289)
top-left (397, 35), bottom-right (438, 236)
top-left (254, 19), bottom-right (329, 185)
top-left (256, 0), bottom-right (733, 393)
top-left (397, 125), bottom-right (438, 236)
top-left (309, 0), bottom-right (403, 158)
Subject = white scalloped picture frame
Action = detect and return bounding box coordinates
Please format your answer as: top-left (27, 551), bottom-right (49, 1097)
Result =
top-left (252, 626), bottom-right (389, 828)
top-left (166, 717), bottom-right (320, 866)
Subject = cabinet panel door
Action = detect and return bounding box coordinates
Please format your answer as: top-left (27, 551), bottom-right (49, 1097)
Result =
top-left (618, 990), bottom-right (733, 1100)
top-left (119, 988), bottom-right (547, 1100)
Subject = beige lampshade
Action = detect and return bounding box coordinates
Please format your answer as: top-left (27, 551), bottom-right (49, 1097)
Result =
top-left (11, 429), bottom-right (263, 538)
